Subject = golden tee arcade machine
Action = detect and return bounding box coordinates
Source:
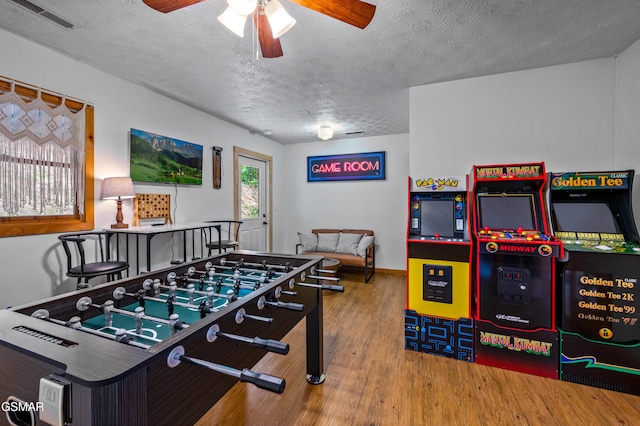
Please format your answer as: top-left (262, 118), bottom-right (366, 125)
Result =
top-left (405, 176), bottom-right (473, 362)
top-left (471, 162), bottom-right (563, 378)
top-left (550, 170), bottom-right (640, 395)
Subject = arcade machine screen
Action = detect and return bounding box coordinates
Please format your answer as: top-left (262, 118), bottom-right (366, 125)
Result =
top-left (420, 199), bottom-right (455, 238)
top-left (552, 202), bottom-right (619, 234)
top-left (477, 194), bottom-right (536, 231)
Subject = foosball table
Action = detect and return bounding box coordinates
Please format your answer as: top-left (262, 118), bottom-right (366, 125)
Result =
top-left (0, 251), bottom-right (342, 425)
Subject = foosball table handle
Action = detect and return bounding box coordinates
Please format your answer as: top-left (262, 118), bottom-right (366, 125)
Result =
top-left (274, 301), bottom-right (304, 311)
top-left (240, 368), bottom-right (286, 394)
top-left (323, 284), bottom-right (344, 292)
top-left (252, 337), bottom-right (290, 355)
top-left (167, 346), bottom-right (286, 394)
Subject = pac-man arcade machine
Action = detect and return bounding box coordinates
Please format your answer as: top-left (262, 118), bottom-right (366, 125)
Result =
top-left (405, 176), bottom-right (474, 362)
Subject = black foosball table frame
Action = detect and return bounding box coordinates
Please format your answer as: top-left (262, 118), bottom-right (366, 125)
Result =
top-left (0, 251), bottom-right (335, 425)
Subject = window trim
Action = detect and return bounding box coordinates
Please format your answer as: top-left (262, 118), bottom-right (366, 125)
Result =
top-left (0, 79), bottom-right (94, 237)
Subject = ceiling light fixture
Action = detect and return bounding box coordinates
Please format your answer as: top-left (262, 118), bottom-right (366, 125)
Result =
top-left (318, 124), bottom-right (333, 141)
top-left (218, 0), bottom-right (295, 39)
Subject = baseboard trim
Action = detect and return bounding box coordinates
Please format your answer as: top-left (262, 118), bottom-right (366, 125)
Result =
top-left (339, 265), bottom-right (406, 276)
top-left (376, 268), bottom-right (406, 276)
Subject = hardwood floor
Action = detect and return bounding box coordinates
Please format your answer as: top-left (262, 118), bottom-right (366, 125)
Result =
top-left (196, 272), bottom-right (640, 426)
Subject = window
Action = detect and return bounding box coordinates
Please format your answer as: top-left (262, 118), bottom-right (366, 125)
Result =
top-left (0, 77), bottom-right (94, 237)
top-left (240, 163), bottom-right (260, 219)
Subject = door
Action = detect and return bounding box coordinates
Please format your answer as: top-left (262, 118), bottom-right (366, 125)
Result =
top-left (234, 147), bottom-right (272, 252)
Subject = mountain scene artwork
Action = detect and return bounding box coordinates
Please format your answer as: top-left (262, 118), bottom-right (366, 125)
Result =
top-left (130, 128), bottom-right (203, 185)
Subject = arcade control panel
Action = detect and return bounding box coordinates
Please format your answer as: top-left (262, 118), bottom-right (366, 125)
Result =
top-left (478, 227), bottom-right (553, 242)
top-left (476, 228), bottom-right (562, 258)
top-left (556, 231), bottom-right (640, 254)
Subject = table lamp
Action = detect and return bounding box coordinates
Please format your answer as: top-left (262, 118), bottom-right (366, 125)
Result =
top-left (102, 177), bottom-right (136, 228)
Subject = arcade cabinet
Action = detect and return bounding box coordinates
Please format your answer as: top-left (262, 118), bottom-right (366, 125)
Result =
top-left (550, 170), bottom-right (640, 395)
top-left (405, 176), bottom-right (474, 361)
top-left (471, 162), bottom-right (563, 378)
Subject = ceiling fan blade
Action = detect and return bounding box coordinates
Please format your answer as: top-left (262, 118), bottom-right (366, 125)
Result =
top-left (142, 0), bottom-right (205, 13)
top-left (288, 0), bottom-right (376, 29)
top-left (255, 10), bottom-right (284, 58)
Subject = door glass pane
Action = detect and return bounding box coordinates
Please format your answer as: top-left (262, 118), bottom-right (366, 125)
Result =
top-left (241, 164), bottom-right (260, 219)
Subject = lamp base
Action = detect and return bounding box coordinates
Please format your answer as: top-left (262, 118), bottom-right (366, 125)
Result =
top-left (111, 199), bottom-right (129, 229)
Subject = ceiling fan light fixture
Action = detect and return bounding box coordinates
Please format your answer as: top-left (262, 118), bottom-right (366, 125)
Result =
top-left (264, 0), bottom-right (296, 38)
top-left (227, 0), bottom-right (258, 16)
top-left (318, 125), bottom-right (333, 140)
top-left (218, 5), bottom-right (248, 37)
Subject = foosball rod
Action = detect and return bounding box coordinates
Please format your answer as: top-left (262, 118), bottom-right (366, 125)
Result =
top-left (218, 257), bottom-right (294, 272)
top-left (234, 307), bottom-right (273, 324)
top-left (76, 297), bottom-right (189, 331)
top-left (167, 271), bottom-right (264, 290)
top-left (294, 281), bottom-right (344, 292)
top-left (257, 296), bottom-right (304, 312)
top-left (212, 265), bottom-right (285, 278)
top-left (314, 268), bottom-right (338, 275)
top-left (191, 263), bottom-right (285, 278)
top-left (113, 286), bottom-right (224, 313)
top-left (206, 324), bottom-right (289, 354)
top-left (167, 345), bottom-right (286, 394)
top-left (182, 266), bottom-right (271, 283)
top-left (31, 309), bottom-right (150, 349)
top-left (306, 275), bottom-right (340, 282)
top-left (141, 279), bottom-right (236, 302)
top-left (202, 269), bottom-right (271, 284)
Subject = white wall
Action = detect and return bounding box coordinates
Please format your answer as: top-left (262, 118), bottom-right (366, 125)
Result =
top-left (3, 26), bottom-right (640, 308)
top-left (410, 53), bottom-right (640, 228)
top-left (281, 134), bottom-right (409, 270)
top-left (410, 59), bottom-right (617, 176)
top-left (615, 38), bottom-right (640, 220)
top-left (0, 28), bottom-right (284, 308)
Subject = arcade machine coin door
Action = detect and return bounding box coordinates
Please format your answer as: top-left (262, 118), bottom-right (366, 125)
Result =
top-left (405, 176), bottom-right (474, 362)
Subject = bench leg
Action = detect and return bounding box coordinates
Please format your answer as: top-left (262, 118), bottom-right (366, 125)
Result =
top-left (364, 260), bottom-right (374, 283)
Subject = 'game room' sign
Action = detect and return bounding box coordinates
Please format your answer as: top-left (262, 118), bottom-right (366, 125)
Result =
top-left (307, 151), bottom-right (386, 182)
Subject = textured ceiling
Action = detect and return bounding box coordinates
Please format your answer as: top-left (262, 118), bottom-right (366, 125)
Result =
top-left (1, 0), bottom-right (640, 144)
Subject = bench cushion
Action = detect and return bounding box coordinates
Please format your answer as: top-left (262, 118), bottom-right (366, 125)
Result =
top-left (302, 251), bottom-right (366, 267)
top-left (297, 232), bottom-right (318, 252)
top-left (336, 232), bottom-right (364, 255)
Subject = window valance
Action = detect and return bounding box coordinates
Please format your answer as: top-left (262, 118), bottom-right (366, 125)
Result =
top-left (0, 78), bottom-right (87, 216)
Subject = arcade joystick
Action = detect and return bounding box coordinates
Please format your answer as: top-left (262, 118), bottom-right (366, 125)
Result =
top-left (434, 233), bottom-right (441, 239)
top-left (517, 227), bottom-right (523, 234)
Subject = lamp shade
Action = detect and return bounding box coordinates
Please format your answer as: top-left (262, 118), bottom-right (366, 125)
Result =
top-left (264, 0), bottom-right (296, 38)
top-left (218, 5), bottom-right (249, 37)
top-left (101, 177), bottom-right (135, 200)
top-left (318, 125), bottom-right (333, 140)
top-left (227, 0), bottom-right (257, 16)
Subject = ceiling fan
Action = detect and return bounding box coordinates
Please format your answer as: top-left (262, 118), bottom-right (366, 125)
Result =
top-left (142, 0), bottom-right (376, 58)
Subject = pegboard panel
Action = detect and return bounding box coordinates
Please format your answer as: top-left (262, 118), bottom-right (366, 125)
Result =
top-left (132, 193), bottom-right (173, 226)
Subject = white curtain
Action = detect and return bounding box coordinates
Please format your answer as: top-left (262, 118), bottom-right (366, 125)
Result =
top-left (0, 79), bottom-right (86, 216)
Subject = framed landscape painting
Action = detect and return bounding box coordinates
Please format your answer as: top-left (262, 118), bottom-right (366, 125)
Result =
top-left (130, 128), bottom-right (203, 185)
